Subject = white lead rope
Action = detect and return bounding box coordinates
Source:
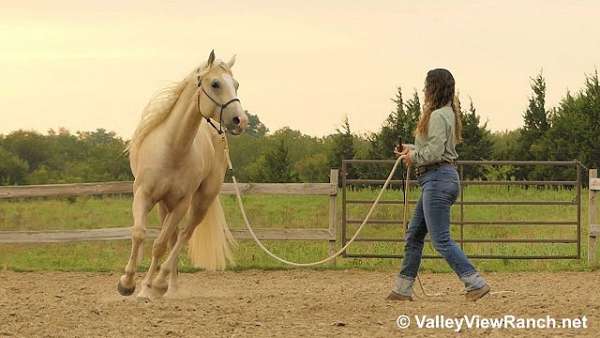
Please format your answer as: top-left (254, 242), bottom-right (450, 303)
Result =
top-left (225, 141), bottom-right (405, 266)
top-left (223, 139), bottom-right (512, 297)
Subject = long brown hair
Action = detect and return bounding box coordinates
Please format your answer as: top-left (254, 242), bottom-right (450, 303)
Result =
top-left (416, 68), bottom-right (462, 143)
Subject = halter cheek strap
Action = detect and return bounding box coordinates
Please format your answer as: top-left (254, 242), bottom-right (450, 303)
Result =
top-left (196, 76), bottom-right (241, 135)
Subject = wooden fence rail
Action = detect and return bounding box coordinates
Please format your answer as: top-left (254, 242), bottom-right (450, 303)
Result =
top-left (0, 169), bottom-right (340, 264)
top-left (0, 182), bottom-right (336, 199)
top-left (0, 227), bottom-right (335, 244)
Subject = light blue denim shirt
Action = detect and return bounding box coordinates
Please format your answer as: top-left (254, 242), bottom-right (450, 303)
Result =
top-left (410, 105), bottom-right (459, 167)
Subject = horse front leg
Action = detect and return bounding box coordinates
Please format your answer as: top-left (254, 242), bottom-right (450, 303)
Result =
top-left (118, 190), bottom-right (154, 296)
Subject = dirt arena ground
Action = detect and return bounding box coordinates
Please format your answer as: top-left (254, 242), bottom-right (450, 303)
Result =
top-left (0, 270), bottom-right (598, 337)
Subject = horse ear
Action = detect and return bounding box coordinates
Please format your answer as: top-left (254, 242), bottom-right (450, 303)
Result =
top-left (207, 50), bottom-right (215, 67)
top-left (227, 54), bottom-right (236, 68)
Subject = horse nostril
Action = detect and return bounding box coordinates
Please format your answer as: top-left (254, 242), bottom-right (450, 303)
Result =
top-left (232, 116), bottom-right (241, 125)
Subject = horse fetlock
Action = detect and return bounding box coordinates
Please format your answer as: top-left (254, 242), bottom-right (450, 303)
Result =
top-left (124, 263), bottom-right (137, 276)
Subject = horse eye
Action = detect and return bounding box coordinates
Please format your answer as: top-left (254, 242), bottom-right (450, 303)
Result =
top-left (211, 80), bottom-right (220, 89)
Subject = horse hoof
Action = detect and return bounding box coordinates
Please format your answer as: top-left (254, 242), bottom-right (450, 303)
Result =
top-left (117, 281), bottom-right (136, 296)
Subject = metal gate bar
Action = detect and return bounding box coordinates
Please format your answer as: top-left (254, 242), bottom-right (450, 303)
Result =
top-left (340, 160), bottom-right (582, 260)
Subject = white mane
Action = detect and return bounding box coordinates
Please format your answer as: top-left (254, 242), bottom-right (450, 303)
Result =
top-left (125, 61), bottom-right (231, 158)
top-left (125, 76), bottom-right (190, 157)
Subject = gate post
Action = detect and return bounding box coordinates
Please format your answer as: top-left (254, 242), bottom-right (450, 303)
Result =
top-left (329, 169), bottom-right (339, 266)
top-left (589, 169), bottom-right (600, 266)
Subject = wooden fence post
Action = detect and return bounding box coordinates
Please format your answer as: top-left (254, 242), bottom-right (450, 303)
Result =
top-left (589, 169), bottom-right (599, 266)
top-left (329, 169), bottom-right (339, 266)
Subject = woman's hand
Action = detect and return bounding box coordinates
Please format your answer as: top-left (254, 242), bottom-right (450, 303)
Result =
top-left (394, 144), bottom-right (410, 157)
top-left (402, 151), bottom-right (413, 167)
top-left (394, 145), bottom-right (413, 167)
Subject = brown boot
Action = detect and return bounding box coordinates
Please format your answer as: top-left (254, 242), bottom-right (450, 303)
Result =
top-left (465, 284), bottom-right (490, 302)
top-left (386, 291), bottom-right (413, 301)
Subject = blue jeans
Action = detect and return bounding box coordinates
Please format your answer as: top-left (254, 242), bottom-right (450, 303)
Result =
top-left (393, 164), bottom-right (486, 296)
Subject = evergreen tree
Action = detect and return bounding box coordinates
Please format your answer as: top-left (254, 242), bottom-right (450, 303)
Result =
top-left (542, 70), bottom-right (600, 179)
top-left (261, 137), bottom-right (297, 182)
top-left (456, 98), bottom-right (494, 179)
top-left (522, 71), bottom-right (550, 143)
top-left (516, 71), bottom-right (550, 178)
top-left (365, 87), bottom-right (402, 179)
top-left (404, 90), bottom-right (421, 144)
top-left (369, 87), bottom-right (422, 158)
top-left (328, 116), bottom-right (356, 182)
top-left (329, 116), bottom-right (355, 168)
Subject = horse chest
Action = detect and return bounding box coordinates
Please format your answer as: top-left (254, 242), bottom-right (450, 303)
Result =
top-left (165, 155), bottom-right (209, 186)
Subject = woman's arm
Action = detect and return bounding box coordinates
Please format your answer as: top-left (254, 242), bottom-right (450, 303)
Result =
top-left (410, 112), bottom-right (448, 165)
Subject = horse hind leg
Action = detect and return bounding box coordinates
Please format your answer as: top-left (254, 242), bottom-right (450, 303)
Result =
top-left (163, 228), bottom-right (180, 298)
top-left (153, 194), bottom-right (214, 292)
top-left (138, 199), bottom-right (188, 298)
top-left (117, 190), bottom-right (153, 296)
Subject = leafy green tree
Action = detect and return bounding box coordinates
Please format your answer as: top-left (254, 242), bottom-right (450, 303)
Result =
top-left (226, 114), bottom-right (269, 181)
top-left (245, 112), bottom-right (268, 137)
top-left (489, 129), bottom-right (521, 181)
top-left (491, 129), bottom-right (521, 160)
top-left (295, 153), bottom-right (329, 182)
top-left (227, 133), bottom-right (268, 181)
top-left (2, 130), bottom-right (50, 171)
top-left (26, 165), bottom-right (51, 185)
top-left (80, 129), bottom-right (132, 182)
top-left (234, 126), bottom-right (329, 183)
top-left (0, 146), bottom-right (29, 185)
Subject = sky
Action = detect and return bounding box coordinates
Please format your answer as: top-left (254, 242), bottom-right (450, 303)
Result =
top-left (1, 0), bottom-right (599, 138)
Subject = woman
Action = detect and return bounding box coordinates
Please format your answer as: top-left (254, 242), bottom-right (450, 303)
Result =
top-left (387, 68), bottom-right (490, 302)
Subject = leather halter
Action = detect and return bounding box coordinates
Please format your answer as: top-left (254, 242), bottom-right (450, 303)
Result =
top-left (196, 75), bottom-right (240, 135)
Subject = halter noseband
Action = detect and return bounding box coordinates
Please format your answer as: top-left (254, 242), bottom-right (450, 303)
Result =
top-left (196, 76), bottom-right (241, 135)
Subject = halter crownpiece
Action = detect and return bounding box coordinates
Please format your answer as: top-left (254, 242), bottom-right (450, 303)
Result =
top-left (196, 72), bottom-right (241, 135)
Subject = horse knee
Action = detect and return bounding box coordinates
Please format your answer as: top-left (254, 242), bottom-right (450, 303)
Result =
top-left (131, 226), bottom-right (146, 242)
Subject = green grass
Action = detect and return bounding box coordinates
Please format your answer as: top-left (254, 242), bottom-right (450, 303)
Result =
top-left (1, 186), bottom-right (598, 273)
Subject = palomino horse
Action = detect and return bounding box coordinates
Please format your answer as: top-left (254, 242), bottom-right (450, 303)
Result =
top-left (118, 50), bottom-right (248, 298)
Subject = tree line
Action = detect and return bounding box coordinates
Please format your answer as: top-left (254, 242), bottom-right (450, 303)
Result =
top-left (0, 70), bottom-right (598, 185)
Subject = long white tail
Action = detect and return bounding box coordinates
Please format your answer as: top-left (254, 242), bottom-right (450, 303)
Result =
top-left (187, 197), bottom-right (236, 271)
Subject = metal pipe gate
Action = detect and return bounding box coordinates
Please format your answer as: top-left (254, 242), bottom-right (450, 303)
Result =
top-left (341, 160), bottom-right (582, 260)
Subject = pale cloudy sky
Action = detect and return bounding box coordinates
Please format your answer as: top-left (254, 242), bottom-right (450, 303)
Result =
top-left (1, 0), bottom-right (599, 138)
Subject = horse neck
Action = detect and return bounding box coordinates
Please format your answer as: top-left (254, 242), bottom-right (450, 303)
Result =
top-left (164, 81), bottom-right (206, 156)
